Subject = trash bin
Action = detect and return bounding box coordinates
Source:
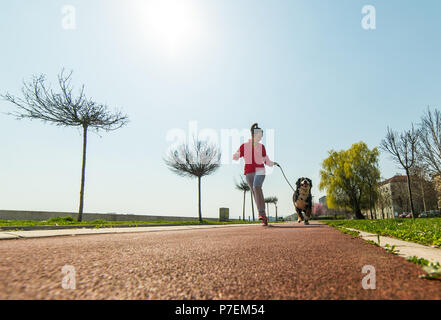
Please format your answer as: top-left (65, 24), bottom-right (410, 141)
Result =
top-left (219, 208), bottom-right (229, 222)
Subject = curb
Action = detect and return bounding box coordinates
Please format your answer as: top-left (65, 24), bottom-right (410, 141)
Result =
top-left (0, 223), bottom-right (197, 231)
top-left (0, 223), bottom-right (262, 240)
top-left (345, 227), bottom-right (441, 264)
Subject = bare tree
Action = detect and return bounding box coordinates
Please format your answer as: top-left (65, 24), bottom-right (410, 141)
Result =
top-left (235, 176), bottom-right (250, 221)
top-left (164, 138), bottom-right (221, 223)
top-left (410, 162), bottom-right (429, 213)
top-left (419, 107), bottom-right (441, 177)
top-left (380, 125), bottom-right (420, 217)
top-left (409, 160), bottom-right (438, 213)
top-left (1, 70), bottom-right (129, 221)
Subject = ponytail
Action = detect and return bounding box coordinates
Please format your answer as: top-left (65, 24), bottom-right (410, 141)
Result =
top-left (251, 123), bottom-right (258, 146)
top-left (250, 123), bottom-right (259, 134)
top-left (250, 123), bottom-right (262, 145)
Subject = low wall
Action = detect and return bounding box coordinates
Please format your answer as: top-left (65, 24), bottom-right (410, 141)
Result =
top-left (0, 210), bottom-right (219, 222)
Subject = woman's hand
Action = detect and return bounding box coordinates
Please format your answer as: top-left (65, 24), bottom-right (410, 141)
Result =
top-left (232, 151), bottom-right (240, 161)
top-left (265, 160), bottom-right (274, 167)
top-left (266, 158), bottom-right (278, 167)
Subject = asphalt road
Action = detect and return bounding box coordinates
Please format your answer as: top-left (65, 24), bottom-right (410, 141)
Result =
top-left (1, 221), bottom-right (440, 299)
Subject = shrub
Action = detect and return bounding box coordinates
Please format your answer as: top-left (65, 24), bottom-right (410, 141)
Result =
top-left (46, 216), bottom-right (77, 224)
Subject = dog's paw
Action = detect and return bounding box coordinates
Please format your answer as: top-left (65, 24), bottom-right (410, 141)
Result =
top-left (304, 220), bottom-right (310, 225)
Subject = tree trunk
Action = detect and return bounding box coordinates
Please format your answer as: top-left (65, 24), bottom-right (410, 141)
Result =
top-left (275, 205), bottom-right (278, 221)
top-left (78, 124), bottom-right (88, 222)
top-left (243, 191), bottom-right (246, 221)
top-left (355, 208), bottom-right (365, 219)
top-left (369, 193), bottom-right (373, 220)
top-left (250, 191), bottom-right (255, 221)
top-left (420, 179), bottom-right (427, 213)
top-left (198, 176), bottom-right (202, 223)
top-left (406, 170), bottom-right (416, 217)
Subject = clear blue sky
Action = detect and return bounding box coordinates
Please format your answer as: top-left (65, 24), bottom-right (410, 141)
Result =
top-left (1, 0), bottom-right (441, 218)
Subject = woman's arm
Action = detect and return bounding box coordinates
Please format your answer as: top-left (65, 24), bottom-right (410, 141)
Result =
top-left (262, 145), bottom-right (275, 167)
top-left (232, 144), bottom-right (244, 161)
top-left (265, 156), bottom-right (275, 167)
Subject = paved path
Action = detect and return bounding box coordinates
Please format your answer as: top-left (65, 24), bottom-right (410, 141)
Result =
top-left (0, 221), bottom-right (440, 299)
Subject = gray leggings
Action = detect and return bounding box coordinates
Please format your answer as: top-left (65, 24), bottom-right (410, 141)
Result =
top-left (246, 172), bottom-right (266, 215)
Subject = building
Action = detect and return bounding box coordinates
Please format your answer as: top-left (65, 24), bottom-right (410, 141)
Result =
top-left (376, 174), bottom-right (438, 218)
top-left (319, 196), bottom-right (328, 208)
top-left (375, 175), bottom-right (409, 218)
top-left (431, 174), bottom-right (441, 209)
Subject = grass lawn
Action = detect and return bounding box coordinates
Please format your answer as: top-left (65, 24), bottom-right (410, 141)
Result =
top-left (320, 218), bottom-right (441, 247)
top-left (0, 216), bottom-right (269, 228)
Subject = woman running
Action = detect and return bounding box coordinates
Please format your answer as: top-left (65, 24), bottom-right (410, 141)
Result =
top-left (233, 123), bottom-right (277, 226)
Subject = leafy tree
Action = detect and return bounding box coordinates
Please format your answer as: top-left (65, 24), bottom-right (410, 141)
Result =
top-left (235, 176), bottom-right (250, 221)
top-left (264, 196), bottom-right (278, 220)
top-left (164, 138), bottom-right (221, 223)
top-left (363, 163), bottom-right (380, 219)
top-left (319, 142), bottom-right (380, 219)
top-left (1, 70), bottom-right (129, 221)
top-left (272, 196), bottom-right (278, 221)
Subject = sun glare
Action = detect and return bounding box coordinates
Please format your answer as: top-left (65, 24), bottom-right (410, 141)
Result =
top-left (132, 0), bottom-right (202, 57)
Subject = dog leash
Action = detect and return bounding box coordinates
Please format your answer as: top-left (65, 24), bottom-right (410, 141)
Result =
top-left (275, 163), bottom-right (295, 192)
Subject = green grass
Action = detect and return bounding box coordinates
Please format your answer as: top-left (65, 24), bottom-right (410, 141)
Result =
top-left (384, 244), bottom-right (400, 255)
top-left (0, 216), bottom-right (269, 228)
top-left (320, 218), bottom-right (441, 247)
top-left (406, 256), bottom-right (441, 280)
top-left (406, 256), bottom-right (432, 266)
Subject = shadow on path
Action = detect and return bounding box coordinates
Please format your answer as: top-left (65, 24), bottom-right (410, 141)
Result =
top-left (266, 224), bottom-right (325, 229)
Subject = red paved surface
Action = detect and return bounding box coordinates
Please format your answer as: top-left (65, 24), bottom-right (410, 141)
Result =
top-left (0, 222), bottom-right (440, 299)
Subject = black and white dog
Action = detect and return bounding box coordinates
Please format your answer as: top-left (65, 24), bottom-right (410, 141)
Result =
top-left (293, 177), bottom-right (312, 225)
